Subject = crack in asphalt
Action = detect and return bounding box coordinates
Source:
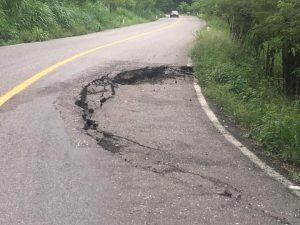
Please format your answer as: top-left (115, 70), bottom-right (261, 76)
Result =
top-left (86, 130), bottom-right (159, 154)
top-left (102, 131), bottom-right (160, 151)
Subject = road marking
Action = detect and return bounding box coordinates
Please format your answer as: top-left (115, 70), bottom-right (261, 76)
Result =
top-left (191, 61), bottom-right (300, 198)
top-left (0, 20), bottom-right (180, 107)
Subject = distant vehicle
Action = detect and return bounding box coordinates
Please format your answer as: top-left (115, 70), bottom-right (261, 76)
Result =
top-left (170, 11), bottom-right (179, 18)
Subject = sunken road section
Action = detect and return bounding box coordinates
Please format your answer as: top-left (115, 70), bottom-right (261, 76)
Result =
top-left (75, 66), bottom-right (244, 198)
top-left (75, 66), bottom-right (193, 134)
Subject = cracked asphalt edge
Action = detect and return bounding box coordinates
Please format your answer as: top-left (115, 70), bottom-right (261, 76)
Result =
top-left (193, 74), bottom-right (300, 198)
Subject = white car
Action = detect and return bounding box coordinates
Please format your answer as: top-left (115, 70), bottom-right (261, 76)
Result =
top-left (170, 11), bottom-right (179, 18)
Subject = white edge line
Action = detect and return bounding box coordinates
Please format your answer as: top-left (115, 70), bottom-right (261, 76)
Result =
top-left (190, 60), bottom-right (300, 198)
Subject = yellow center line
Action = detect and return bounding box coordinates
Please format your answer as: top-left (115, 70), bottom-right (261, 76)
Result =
top-left (0, 20), bottom-right (181, 107)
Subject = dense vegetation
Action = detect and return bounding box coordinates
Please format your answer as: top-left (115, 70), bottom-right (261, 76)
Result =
top-left (191, 0), bottom-right (300, 96)
top-left (0, 0), bottom-right (168, 45)
top-left (190, 0), bottom-right (300, 167)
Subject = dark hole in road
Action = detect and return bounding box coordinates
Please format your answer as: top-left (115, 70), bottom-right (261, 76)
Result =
top-left (113, 66), bottom-right (193, 85)
top-left (76, 66), bottom-right (198, 170)
top-left (75, 66), bottom-right (193, 132)
top-left (75, 65), bottom-right (194, 156)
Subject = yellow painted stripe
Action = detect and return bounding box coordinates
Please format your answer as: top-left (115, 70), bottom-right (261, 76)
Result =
top-left (0, 20), bottom-right (180, 107)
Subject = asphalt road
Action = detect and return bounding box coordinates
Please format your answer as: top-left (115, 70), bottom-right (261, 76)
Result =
top-left (0, 16), bottom-right (299, 225)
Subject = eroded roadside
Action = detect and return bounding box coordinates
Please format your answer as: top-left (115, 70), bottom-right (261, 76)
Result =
top-left (56, 65), bottom-right (300, 224)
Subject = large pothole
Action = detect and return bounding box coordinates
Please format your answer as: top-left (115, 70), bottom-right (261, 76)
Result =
top-left (75, 66), bottom-right (242, 196)
top-left (75, 66), bottom-right (193, 132)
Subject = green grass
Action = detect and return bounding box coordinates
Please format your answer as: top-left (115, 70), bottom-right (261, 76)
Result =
top-left (192, 17), bottom-right (300, 165)
top-left (0, 0), bottom-right (161, 45)
top-left (290, 172), bottom-right (300, 183)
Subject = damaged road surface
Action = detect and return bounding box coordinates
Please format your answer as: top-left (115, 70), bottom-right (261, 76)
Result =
top-left (74, 67), bottom-right (300, 225)
top-left (0, 16), bottom-right (299, 225)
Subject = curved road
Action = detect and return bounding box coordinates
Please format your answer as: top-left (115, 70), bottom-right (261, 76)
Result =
top-left (0, 17), bottom-right (299, 225)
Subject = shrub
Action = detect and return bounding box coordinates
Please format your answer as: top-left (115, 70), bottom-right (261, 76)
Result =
top-left (0, 0), bottom-right (161, 46)
top-left (50, 3), bottom-right (75, 30)
top-left (0, 8), bottom-right (18, 42)
top-left (18, 0), bottom-right (57, 31)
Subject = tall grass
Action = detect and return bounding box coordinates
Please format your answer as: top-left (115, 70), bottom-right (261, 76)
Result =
top-left (192, 18), bottom-right (300, 165)
top-left (0, 0), bottom-right (160, 45)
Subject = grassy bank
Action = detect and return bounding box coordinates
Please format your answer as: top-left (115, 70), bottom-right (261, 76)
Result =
top-left (0, 0), bottom-right (161, 45)
top-left (192, 17), bottom-right (300, 169)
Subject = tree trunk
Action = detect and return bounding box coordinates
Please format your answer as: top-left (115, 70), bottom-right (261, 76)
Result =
top-left (282, 43), bottom-right (300, 96)
top-left (266, 45), bottom-right (270, 76)
top-left (266, 45), bottom-right (275, 77)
